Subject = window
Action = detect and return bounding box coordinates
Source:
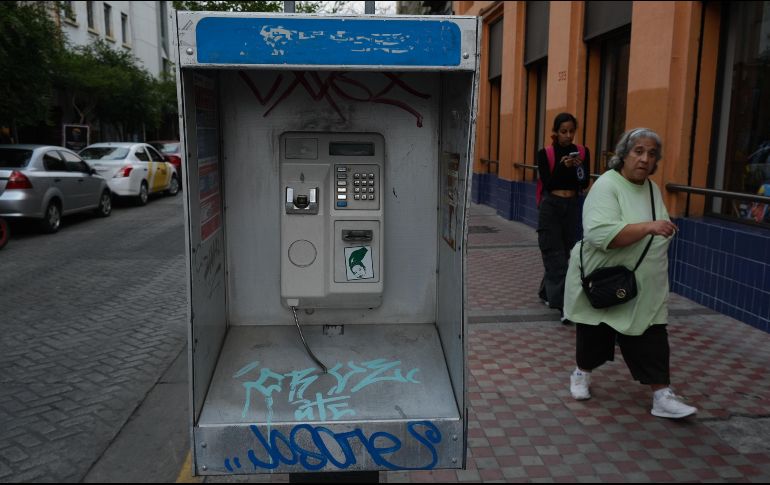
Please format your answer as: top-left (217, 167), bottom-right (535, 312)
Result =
top-left (63, 1), bottom-right (76, 21)
top-left (489, 77), bottom-right (501, 168)
top-left (121, 13), bottom-right (128, 44)
top-left (486, 18), bottom-right (503, 173)
top-left (710, 2), bottom-right (770, 225)
top-left (104, 3), bottom-right (113, 38)
top-left (134, 147), bottom-right (150, 162)
top-left (43, 152), bottom-right (66, 172)
top-left (80, 147), bottom-right (129, 160)
top-left (86, 1), bottom-right (95, 30)
top-left (160, 1), bottom-right (169, 56)
top-left (532, 60), bottom-right (548, 158)
top-left (0, 148), bottom-right (33, 168)
top-left (60, 151), bottom-right (90, 173)
top-left (593, 29), bottom-right (630, 171)
top-left (147, 146), bottom-right (165, 163)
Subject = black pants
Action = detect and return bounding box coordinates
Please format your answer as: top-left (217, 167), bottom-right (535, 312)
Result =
top-left (576, 323), bottom-right (671, 385)
top-left (537, 194), bottom-right (579, 309)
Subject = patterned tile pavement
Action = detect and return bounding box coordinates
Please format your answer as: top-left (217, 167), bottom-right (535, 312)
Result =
top-left (203, 204), bottom-right (770, 483)
top-left (390, 204), bottom-right (770, 483)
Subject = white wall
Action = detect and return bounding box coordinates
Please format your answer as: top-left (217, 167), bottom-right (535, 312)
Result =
top-left (60, 1), bottom-right (175, 78)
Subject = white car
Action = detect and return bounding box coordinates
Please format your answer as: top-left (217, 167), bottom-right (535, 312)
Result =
top-left (79, 142), bottom-right (180, 205)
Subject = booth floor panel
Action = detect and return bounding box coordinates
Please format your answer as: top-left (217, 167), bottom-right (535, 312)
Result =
top-left (198, 323), bottom-right (460, 426)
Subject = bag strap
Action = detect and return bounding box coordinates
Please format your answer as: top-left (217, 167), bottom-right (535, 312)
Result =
top-left (537, 146), bottom-right (557, 206)
top-left (580, 180), bottom-right (656, 280)
top-left (632, 180), bottom-right (656, 271)
top-left (545, 145), bottom-right (556, 170)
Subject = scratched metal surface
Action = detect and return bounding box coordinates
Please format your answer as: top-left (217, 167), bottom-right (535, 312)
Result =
top-left (176, 12), bottom-right (479, 71)
top-left (198, 323), bottom-right (460, 425)
top-left (194, 418), bottom-right (463, 474)
top-left (194, 323), bottom-right (462, 474)
top-left (218, 70), bottom-right (441, 326)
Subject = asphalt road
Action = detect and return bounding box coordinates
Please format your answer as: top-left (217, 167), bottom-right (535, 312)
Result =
top-left (0, 194), bottom-right (188, 482)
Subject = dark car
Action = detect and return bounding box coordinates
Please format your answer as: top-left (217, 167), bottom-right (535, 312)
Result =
top-left (148, 140), bottom-right (182, 175)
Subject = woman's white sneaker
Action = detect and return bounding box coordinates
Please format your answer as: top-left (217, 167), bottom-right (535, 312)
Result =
top-left (570, 369), bottom-right (591, 400)
top-left (651, 388), bottom-right (697, 418)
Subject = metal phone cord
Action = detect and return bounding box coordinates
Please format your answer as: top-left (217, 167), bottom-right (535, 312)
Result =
top-left (291, 306), bottom-right (328, 373)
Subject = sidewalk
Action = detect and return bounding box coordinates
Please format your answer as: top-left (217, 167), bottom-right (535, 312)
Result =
top-left (163, 203), bottom-right (770, 483)
top-left (387, 203), bottom-right (770, 483)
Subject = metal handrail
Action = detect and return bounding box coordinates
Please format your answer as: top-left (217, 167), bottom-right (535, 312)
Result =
top-left (487, 168), bottom-right (770, 205)
top-left (666, 183), bottom-right (770, 204)
top-left (480, 158), bottom-right (499, 175)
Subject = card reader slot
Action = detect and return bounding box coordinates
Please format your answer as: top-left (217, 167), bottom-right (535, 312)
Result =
top-left (342, 229), bottom-right (373, 243)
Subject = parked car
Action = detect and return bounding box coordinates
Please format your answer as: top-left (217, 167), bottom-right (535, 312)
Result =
top-left (148, 140), bottom-right (182, 175)
top-left (0, 144), bottom-right (112, 233)
top-left (79, 142), bottom-right (180, 205)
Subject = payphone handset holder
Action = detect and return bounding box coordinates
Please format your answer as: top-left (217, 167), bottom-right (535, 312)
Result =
top-left (280, 133), bottom-right (385, 310)
top-left (285, 186), bottom-right (318, 214)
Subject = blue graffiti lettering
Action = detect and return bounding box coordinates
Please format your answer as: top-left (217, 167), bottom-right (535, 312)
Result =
top-left (224, 421), bottom-right (441, 472)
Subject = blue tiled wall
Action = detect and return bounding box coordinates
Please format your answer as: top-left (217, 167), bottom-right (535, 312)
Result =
top-left (472, 174), bottom-right (539, 227)
top-left (670, 218), bottom-right (770, 332)
top-left (472, 173), bottom-right (770, 333)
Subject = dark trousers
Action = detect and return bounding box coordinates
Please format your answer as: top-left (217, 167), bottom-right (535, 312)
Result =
top-left (537, 194), bottom-right (579, 310)
top-left (576, 323), bottom-right (671, 385)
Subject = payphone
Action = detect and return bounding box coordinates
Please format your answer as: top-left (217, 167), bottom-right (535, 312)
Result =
top-left (176, 10), bottom-right (480, 477)
top-left (281, 133), bottom-right (384, 309)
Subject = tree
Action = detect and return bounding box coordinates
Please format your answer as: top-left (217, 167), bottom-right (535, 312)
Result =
top-left (172, 1), bottom-right (322, 13)
top-left (55, 41), bottom-right (161, 140)
top-left (0, 2), bottom-right (64, 141)
top-left (152, 70), bottom-right (181, 139)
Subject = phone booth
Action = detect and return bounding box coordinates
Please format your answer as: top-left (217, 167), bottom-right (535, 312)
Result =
top-left (175, 10), bottom-right (480, 476)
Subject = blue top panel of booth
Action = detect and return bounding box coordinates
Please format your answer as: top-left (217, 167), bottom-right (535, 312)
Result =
top-left (195, 18), bottom-right (462, 66)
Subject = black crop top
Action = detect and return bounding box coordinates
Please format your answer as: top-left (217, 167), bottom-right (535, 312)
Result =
top-left (536, 143), bottom-right (591, 193)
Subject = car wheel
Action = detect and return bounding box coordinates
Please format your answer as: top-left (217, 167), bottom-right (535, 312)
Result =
top-left (40, 201), bottom-right (61, 234)
top-left (0, 218), bottom-right (8, 250)
top-left (136, 181), bottom-right (149, 206)
top-left (166, 175), bottom-right (180, 196)
top-left (95, 190), bottom-right (112, 217)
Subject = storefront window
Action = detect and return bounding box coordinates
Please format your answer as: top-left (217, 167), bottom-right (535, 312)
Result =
top-left (593, 29), bottom-right (630, 171)
top-left (712, 1), bottom-right (770, 224)
top-left (534, 61), bottom-right (548, 158)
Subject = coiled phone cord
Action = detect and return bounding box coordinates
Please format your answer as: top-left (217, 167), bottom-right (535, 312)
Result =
top-left (291, 306), bottom-right (328, 373)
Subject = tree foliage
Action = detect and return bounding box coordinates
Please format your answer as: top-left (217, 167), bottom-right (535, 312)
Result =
top-left (55, 41), bottom-right (175, 139)
top-left (2, 0), bottom-right (355, 142)
top-left (172, 0), bottom-right (322, 13)
top-left (0, 2), bottom-right (64, 130)
top-left (0, 1), bottom-right (178, 141)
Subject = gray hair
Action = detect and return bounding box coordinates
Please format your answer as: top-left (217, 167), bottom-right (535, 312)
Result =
top-left (607, 127), bottom-right (663, 174)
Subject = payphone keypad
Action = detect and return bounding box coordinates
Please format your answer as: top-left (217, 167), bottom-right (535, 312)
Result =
top-left (334, 165), bottom-right (379, 209)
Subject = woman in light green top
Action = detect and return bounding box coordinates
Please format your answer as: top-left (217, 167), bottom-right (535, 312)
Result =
top-left (563, 128), bottom-right (698, 419)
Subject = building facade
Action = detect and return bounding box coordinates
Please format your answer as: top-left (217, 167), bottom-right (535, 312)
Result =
top-left (457, 1), bottom-right (770, 333)
top-left (15, 1), bottom-right (179, 144)
top-left (57, 1), bottom-right (175, 79)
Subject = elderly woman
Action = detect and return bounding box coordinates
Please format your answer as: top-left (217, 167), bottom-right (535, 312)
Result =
top-left (563, 127), bottom-right (697, 419)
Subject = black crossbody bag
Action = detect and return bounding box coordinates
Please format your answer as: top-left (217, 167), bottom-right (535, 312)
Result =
top-left (579, 180), bottom-right (655, 309)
